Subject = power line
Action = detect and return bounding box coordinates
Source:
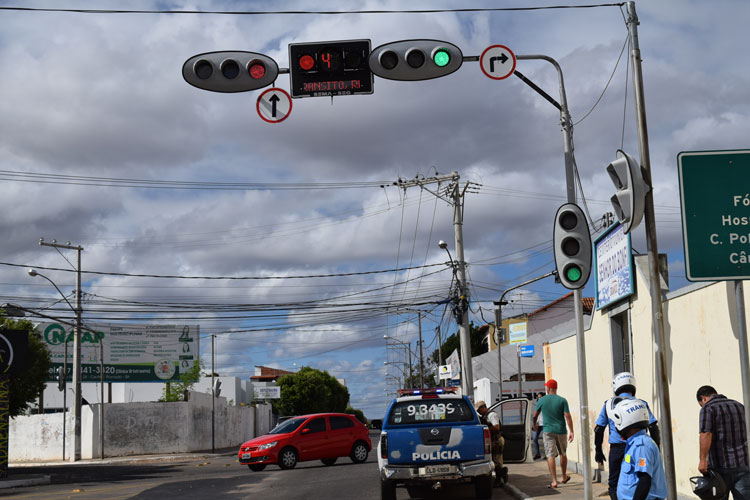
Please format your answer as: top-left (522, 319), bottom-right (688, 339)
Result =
top-left (0, 4), bottom-right (626, 16)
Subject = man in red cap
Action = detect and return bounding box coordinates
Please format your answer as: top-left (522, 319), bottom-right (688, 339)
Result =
top-left (533, 379), bottom-right (574, 488)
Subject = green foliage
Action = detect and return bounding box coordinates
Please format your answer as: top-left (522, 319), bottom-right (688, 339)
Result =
top-left (274, 367), bottom-right (349, 416)
top-left (429, 322), bottom-right (487, 365)
top-left (345, 405), bottom-right (366, 424)
top-left (160, 358), bottom-right (204, 402)
top-left (1, 315), bottom-right (52, 418)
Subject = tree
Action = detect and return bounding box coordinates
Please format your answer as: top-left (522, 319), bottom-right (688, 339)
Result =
top-left (160, 358), bottom-right (204, 402)
top-left (274, 367), bottom-right (349, 416)
top-left (345, 406), bottom-right (366, 424)
top-left (429, 322), bottom-right (487, 366)
top-left (1, 315), bottom-right (52, 418)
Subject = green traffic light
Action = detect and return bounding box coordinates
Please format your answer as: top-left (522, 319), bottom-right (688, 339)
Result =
top-left (566, 265), bottom-right (582, 282)
top-left (433, 49), bottom-right (450, 67)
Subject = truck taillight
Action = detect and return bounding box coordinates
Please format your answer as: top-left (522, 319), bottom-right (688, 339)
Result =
top-left (483, 427), bottom-right (491, 455)
top-left (380, 433), bottom-right (388, 459)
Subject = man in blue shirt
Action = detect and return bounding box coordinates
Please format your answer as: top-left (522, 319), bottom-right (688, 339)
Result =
top-left (611, 399), bottom-right (667, 500)
top-left (594, 372), bottom-right (660, 500)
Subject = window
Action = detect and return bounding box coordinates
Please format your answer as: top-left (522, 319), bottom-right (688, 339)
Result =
top-left (270, 417), bottom-right (305, 435)
top-left (610, 309), bottom-right (632, 373)
top-left (302, 417), bottom-right (327, 434)
top-left (387, 398), bottom-right (474, 426)
top-left (330, 416), bottom-right (354, 430)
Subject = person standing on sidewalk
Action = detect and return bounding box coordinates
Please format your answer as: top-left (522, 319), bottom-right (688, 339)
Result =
top-left (532, 392), bottom-right (545, 460)
top-left (594, 372), bottom-right (660, 500)
top-left (697, 385), bottom-right (750, 499)
top-left (611, 398), bottom-right (667, 500)
top-left (476, 400), bottom-right (508, 485)
top-left (532, 379), bottom-right (573, 488)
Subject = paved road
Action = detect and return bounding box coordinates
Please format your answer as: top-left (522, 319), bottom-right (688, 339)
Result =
top-left (3, 452), bottom-right (512, 500)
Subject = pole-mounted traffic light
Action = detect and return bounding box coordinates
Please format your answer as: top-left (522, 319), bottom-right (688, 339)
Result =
top-left (553, 203), bottom-right (592, 290)
top-left (368, 39), bottom-right (463, 81)
top-left (213, 379), bottom-right (222, 398)
top-left (606, 149), bottom-right (651, 234)
top-left (182, 51), bottom-right (279, 93)
top-left (288, 39), bottom-right (373, 98)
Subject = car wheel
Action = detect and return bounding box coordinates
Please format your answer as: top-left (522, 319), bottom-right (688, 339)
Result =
top-left (475, 474), bottom-right (493, 499)
top-left (321, 457), bottom-right (337, 466)
top-left (381, 479), bottom-right (397, 500)
top-left (350, 441), bottom-right (369, 463)
top-left (247, 464), bottom-right (266, 472)
top-left (278, 447), bottom-right (298, 470)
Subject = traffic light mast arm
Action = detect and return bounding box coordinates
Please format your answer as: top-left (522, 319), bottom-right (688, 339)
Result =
top-left (494, 271), bottom-right (556, 402)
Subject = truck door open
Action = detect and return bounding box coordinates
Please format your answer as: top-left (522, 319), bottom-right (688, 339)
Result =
top-left (487, 398), bottom-right (531, 463)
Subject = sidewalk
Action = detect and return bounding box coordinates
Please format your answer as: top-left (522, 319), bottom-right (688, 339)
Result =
top-left (1, 450), bottom-right (236, 490)
top-left (503, 459), bottom-right (610, 499)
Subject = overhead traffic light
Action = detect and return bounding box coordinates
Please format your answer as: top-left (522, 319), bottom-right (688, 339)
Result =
top-left (288, 39), bottom-right (373, 98)
top-left (182, 51), bottom-right (279, 93)
top-left (368, 39), bottom-right (463, 81)
top-left (553, 203), bottom-right (592, 290)
top-left (606, 149), bottom-right (651, 234)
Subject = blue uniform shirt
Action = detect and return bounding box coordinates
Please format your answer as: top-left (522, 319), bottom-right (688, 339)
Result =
top-left (595, 393), bottom-right (657, 444)
top-left (616, 429), bottom-right (667, 500)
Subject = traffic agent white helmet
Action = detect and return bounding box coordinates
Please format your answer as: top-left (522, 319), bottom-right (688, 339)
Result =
top-left (611, 399), bottom-right (650, 433)
top-left (612, 372), bottom-right (637, 396)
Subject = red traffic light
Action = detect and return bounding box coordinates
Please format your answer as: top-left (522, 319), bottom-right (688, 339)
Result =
top-left (248, 60), bottom-right (266, 79)
top-left (298, 54), bottom-right (315, 71)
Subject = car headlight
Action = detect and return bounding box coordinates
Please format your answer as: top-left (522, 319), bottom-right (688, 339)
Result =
top-left (258, 441), bottom-right (278, 451)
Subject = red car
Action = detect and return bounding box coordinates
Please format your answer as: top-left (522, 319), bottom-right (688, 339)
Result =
top-left (238, 413), bottom-right (372, 471)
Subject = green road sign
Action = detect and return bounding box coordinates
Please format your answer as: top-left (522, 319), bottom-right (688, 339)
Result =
top-left (678, 149), bottom-right (750, 281)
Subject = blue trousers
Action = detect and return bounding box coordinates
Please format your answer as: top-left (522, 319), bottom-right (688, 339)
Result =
top-left (532, 425), bottom-right (543, 457)
top-left (716, 467), bottom-right (750, 500)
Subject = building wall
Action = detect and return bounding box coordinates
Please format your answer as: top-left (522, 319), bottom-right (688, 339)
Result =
top-left (546, 257), bottom-right (750, 497)
top-left (10, 393), bottom-right (273, 462)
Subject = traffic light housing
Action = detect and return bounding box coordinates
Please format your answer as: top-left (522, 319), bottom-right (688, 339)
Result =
top-left (213, 379), bottom-right (222, 398)
top-left (606, 149), bottom-right (651, 234)
top-left (553, 203), bottom-right (592, 290)
top-left (288, 39), bottom-right (373, 98)
top-left (57, 366), bottom-right (66, 391)
top-left (182, 51), bottom-right (279, 93)
top-left (368, 39), bottom-right (463, 81)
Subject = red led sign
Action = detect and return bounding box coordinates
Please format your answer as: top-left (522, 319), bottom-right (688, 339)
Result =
top-left (288, 39), bottom-right (373, 98)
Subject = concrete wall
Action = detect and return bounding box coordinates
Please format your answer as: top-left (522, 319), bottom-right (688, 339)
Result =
top-left (10, 392), bottom-right (273, 462)
top-left (545, 257), bottom-right (750, 497)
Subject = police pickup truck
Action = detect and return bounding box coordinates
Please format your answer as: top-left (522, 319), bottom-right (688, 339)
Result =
top-left (377, 388), bottom-right (494, 500)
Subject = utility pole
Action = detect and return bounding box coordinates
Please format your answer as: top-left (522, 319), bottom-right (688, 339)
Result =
top-left (39, 239), bottom-right (83, 462)
top-left (625, 3), bottom-right (676, 497)
top-left (417, 312), bottom-right (424, 388)
top-left (396, 172), bottom-right (475, 398)
top-left (211, 334), bottom-right (215, 454)
top-left (515, 54), bottom-right (592, 498)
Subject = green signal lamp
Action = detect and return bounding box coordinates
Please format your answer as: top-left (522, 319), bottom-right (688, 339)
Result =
top-left (565, 265), bottom-right (582, 283)
top-left (433, 49), bottom-right (450, 67)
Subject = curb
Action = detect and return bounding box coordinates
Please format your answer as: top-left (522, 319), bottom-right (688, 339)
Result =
top-left (503, 482), bottom-right (531, 500)
top-left (0, 474), bottom-right (51, 489)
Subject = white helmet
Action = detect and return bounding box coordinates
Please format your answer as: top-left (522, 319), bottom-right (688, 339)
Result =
top-left (611, 399), bottom-right (650, 432)
top-left (612, 372), bottom-right (636, 395)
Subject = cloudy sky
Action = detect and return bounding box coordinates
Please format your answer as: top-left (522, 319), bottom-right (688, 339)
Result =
top-left (1, 0), bottom-right (747, 418)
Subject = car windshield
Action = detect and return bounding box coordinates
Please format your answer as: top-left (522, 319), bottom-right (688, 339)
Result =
top-left (388, 398), bottom-right (474, 425)
top-left (269, 417), bottom-right (305, 434)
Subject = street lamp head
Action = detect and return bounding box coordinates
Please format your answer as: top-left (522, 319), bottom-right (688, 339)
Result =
top-left (28, 268), bottom-right (38, 277)
top-left (384, 335), bottom-right (390, 339)
top-left (438, 240), bottom-right (448, 249)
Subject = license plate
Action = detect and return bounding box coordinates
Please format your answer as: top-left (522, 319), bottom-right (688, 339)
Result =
top-left (420, 464), bottom-right (455, 475)
top-left (242, 453), bottom-right (252, 459)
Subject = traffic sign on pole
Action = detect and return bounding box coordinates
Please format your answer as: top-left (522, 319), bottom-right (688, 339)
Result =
top-left (479, 45), bottom-right (516, 80)
top-left (256, 88), bottom-right (292, 123)
top-left (678, 149), bottom-right (750, 280)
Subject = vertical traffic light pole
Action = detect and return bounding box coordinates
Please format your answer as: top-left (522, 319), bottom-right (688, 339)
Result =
top-left (625, 3), bottom-right (677, 497)
top-left (211, 334), bottom-right (215, 454)
top-left (516, 54), bottom-right (592, 499)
